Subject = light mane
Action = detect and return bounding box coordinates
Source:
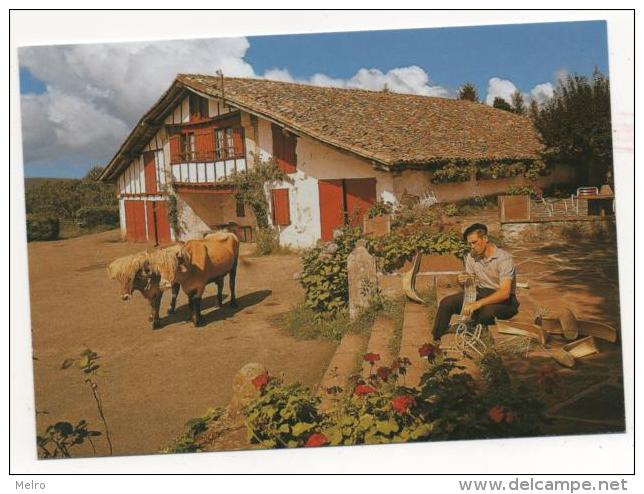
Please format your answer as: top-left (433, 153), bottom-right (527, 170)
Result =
top-left (146, 244), bottom-right (183, 283)
top-left (107, 252), bottom-right (148, 282)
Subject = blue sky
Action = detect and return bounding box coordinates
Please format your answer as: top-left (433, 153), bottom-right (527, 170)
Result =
top-left (19, 20), bottom-right (609, 178)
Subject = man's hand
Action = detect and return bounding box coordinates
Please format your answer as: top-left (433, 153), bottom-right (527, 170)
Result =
top-left (457, 272), bottom-right (470, 284)
top-left (462, 301), bottom-right (482, 317)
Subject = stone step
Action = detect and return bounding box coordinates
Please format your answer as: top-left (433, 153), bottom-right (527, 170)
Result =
top-left (317, 332), bottom-right (367, 410)
top-left (398, 302), bottom-right (432, 387)
top-left (361, 315), bottom-right (396, 376)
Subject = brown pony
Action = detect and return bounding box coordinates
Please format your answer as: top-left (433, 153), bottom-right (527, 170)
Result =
top-left (107, 252), bottom-right (164, 329)
top-left (157, 231), bottom-right (240, 326)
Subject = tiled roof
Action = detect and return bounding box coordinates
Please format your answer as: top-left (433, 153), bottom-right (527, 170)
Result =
top-left (178, 74), bottom-right (543, 166)
top-left (100, 75), bottom-right (542, 181)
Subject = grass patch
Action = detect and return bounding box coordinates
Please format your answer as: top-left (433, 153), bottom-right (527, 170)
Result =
top-left (282, 296), bottom-right (406, 343)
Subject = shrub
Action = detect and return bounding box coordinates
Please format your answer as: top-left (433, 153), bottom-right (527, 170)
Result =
top-left (366, 200), bottom-right (393, 219)
top-left (26, 215), bottom-right (60, 241)
top-left (254, 227), bottom-right (281, 256)
top-left (281, 303), bottom-right (349, 341)
top-left (241, 348), bottom-right (547, 449)
top-left (299, 226), bottom-right (362, 318)
top-left (505, 185), bottom-right (543, 198)
top-left (244, 377), bottom-right (325, 448)
top-left (75, 206), bottom-right (120, 229)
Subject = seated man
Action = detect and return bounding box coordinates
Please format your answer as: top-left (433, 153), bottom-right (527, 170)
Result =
top-left (431, 223), bottom-right (519, 341)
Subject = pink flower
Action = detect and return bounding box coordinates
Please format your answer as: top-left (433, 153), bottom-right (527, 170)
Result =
top-left (304, 432), bottom-right (329, 447)
top-left (354, 384), bottom-right (377, 396)
top-left (363, 352), bottom-right (381, 364)
top-left (376, 366), bottom-right (392, 381)
top-left (391, 395), bottom-right (416, 414)
top-left (251, 372), bottom-right (270, 391)
top-left (418, 343), bottom-right (438, 360)
top-left (488, 405), bottom-right (505, 424)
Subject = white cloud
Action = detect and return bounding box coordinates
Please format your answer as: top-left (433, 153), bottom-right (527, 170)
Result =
top-left (19, 38), bottom-right (254, 167)
top-left (266, 65), bottom-right (449, 97)
top-left (530, 82), bottom-right (554, 104)
top-left (485, 77), bottom-right (518, 106)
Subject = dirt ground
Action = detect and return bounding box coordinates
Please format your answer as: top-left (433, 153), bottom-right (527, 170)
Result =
top-left (28, 230), bottom-right (336, 457)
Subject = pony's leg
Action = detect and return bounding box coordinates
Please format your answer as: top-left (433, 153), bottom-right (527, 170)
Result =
top-left (187, 292), bottom-right (195, 322)
top-left (168, 283), bottom-right (180, 315)
top-left (151, 292), bottom-right (162, 329)
top-left (229, 258), bottom-right (239, 308)
top-left (193, 288), bottom-right (204, 327)
top-left (215, 277), bottom-right (224, 307)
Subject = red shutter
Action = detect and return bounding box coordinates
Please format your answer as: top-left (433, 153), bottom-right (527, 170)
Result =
top-left (154, 202), bottom-right (172, 244)
top-left (344, 178), bottom-right (377, 227)
top-left (169, 135), bottom-right (181, 164)
top-left (318, 179), bottom-right (345, 241)
top-left (272, 123), bottom-right (283, 163)
top-left (194, 127), bottom-right (214, 162)
top-left (143, 151), bottom-right (157, 195)
top-left (124, 200), bottom-right (147, 242)
top-left (271, 188), bottom-right (290, 226)
top-left (272, 124), bottom-right (297, 173)
top-left (232, 126), bottom-right (245, 158)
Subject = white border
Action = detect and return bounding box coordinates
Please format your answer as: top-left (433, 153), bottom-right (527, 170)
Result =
top-left (7, 7), bottom-right (636, 484)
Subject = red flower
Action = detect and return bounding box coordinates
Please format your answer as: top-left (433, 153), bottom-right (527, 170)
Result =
top-left (391, 395), bottom-right (416, 414)
top-left (363, 352), bottom-right (381, 364)
top-left (251, 372), bottom-right (270, 391)
top-left (488, 405), bottom-right (505, 424)
top-left (304, 432), bottom-right (329, 447)
top-left (354, 384), bottom-right (377, 396)
top-left (376, 366), bottom-right (392, 381)
top-left (418, 343), bottom-right (438, 360)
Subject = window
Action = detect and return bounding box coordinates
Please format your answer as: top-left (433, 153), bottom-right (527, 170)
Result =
top-left (180, 132), bottom-right (196, 161)
top-left (236, 198), bottom-right (246, 217)
top-left (271, 188), bottom-right (291, 226)
top-left (214, 127), bottom-right (244, 160)
top-left (272, 124), bottom-right (297, 173)
top-left (189, 93), bottom-right (210, 121)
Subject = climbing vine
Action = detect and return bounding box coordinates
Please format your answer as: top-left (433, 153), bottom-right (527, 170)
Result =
top-left (430, 159), bottom-right (549, 184)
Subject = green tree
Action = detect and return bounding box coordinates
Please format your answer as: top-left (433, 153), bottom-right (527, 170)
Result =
top-left (492, 97), bottom-right (513, 113)
top-left (511, 90), bottom-right (526, 115)
top-left (528, 100), bottom-right (540, 121)
top-left (532, 69), bottom-right (613, 185)
top-left (458, 82), bottom-right (479, 102)
top-left (83, 166), bottom-right (105, 182)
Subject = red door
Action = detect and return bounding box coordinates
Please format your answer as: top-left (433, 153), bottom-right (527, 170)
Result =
top-left (318, 179), bottom-right (345, 241)
top-left (318, 178), bottom-right (377, 241)
top-left (345, 178), bottom-right (377, 227)
top-left (143, 151), bottom-right (157, 194)
top-left (124, 200), bottom-right (147, 242)
top-left (145, 201), bottom-right (172, 245)
top-left (154, 201), bottom-right (172, 244)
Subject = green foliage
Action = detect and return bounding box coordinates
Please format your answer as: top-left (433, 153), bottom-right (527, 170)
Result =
top-left (505, 185), bottom-right (542, 198)
top-left (492, 97), bottom-right (514, 112)
top-left (84, 166), bottom-right (105, 182)
top-left (166, 192), bottom-right (180, 237)
top-left (368, 231), bottom-right (467, 272)
top-left (228, 153), bottom-right (293, 229)
top-left (26, 215), bottom-right (60, 241)
top-left (37, 420), bottom-right (102, 458)
top-left (75, 206), bottom-right (119, 229)
top-left (162, 408), bottom-right (224, 453)
top-left (299, 228), bottom-right (465, 318)
top-left (511, 90), bottom-right (526, 115)
top-left (431, 161), bottom-right (476, 184)
top-left (458, 82), bottom-right (479, 102)
top-left (25, 177), bottom-right (117, 220)
top-left (299, 226), bottom-right (362, 318)
top-left (365, 200), bottom-right (393, 219)
top-left (244, 379), bottom-right (324, 448)
top-left (254, 227), bottom-right (281, 256)
top-left (241, 349), bottom-right (547, 449)
top-left (281, 303), bottom-right (349, 341)
top-left (61, 349), bottom-right (113, 455)
top-left (532, 69), bottom-right (613, 185)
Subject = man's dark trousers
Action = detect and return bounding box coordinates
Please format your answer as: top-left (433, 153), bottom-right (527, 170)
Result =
top-left (431, 288), bottom-right (519, 340)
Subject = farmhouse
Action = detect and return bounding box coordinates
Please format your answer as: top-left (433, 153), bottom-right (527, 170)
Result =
top-left (99, 75), bottom-right (570, 247)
